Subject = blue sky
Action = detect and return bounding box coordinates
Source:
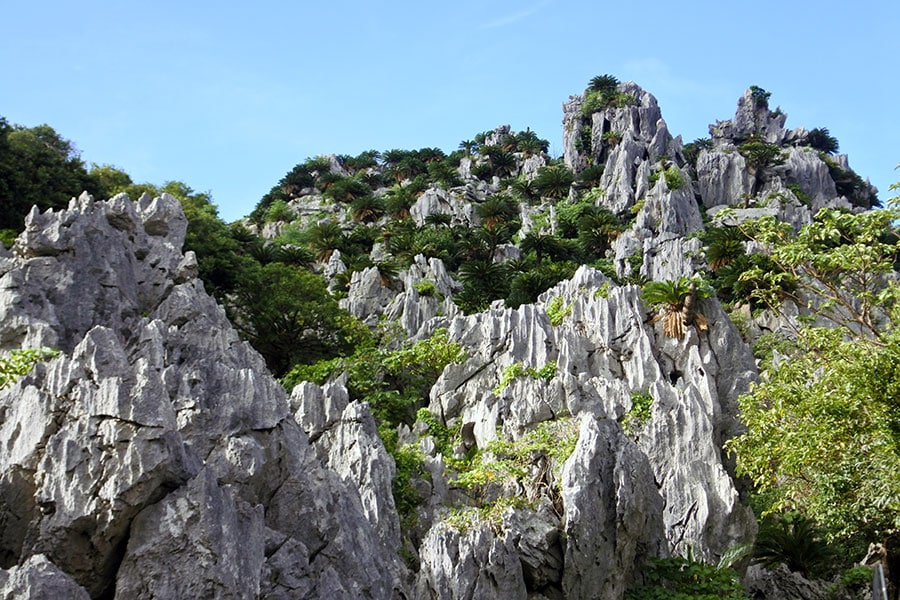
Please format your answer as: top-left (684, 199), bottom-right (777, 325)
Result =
top-left (3, 1), bottom-right (897, 222)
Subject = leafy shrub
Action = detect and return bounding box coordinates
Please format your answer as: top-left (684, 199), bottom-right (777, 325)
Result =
top-left (683, 138), bottom-right (713, 169)
top-left (622, 392), bottom-right (653, 435)
top-left (494, 361), bottom-right (557, 395)
top-left (786, 182), bottom-right (811, 206)
top-left (451, 418), bottom-right (579, 517)
top-left (805, 127), bottom-right (839, 154)
top-left (1, 229), bottom-right (18, 249)
top-left (752, 513), bottom-right (833, 578)
top-left (391, 443), bottom-right (428, 527)
top-left (749, 85), bottom-right (771, 109)
top-left (264, 199), bottom-right (293, 222)
top-left (649, 165), bottom-right (685, 190)
top-left (602, 130), bottom-right (623, 145)
top-left (415, 280), bottom-right (437, 297)
top-left (587, 74), bottom-right (619, 94)
top-left (0, 347), bottom-right (60, 389)
top-left (739, 139), bottom-right (785, 172)
top-left (751, 332), bottom-right (798, 369)
top-left (546, 296), bottom-right (572, 326)
top-left (625, 554), bottom-right (749, 599)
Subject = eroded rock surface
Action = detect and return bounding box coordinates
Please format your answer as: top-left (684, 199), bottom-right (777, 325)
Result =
top-left (0, 194), bottom-right (404, 599)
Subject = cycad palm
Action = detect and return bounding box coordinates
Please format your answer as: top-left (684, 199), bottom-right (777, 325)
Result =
top-left (307, 222), bottom-right (345, 262)
top-left (534, 166), bottom-right (575, 200)
top-left (577, 210), bottom-right (622, 258)
top-left (703, 226), bottom-right (746, 270)
top-left (642, 277), bottom-right (709, 339)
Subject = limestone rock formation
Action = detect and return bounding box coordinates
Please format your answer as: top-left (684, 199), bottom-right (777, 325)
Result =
top-left (0, 193), bottom-right (404, 598)
top-left (1, 78), bottom-right (879, 599)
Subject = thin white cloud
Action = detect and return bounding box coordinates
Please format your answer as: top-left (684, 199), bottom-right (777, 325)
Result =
top-left (480, 1), bottom-right (551, 29)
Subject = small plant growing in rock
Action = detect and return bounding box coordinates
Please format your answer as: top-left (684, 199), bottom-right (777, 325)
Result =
top-left (749, 84), bottom-right (771, 109)
top-left (449, 418), bottom-right (579, 525)
top-left (602, 130), bottom-right (623, 146)
top-left (494, 361), bottom-right (557, 395)
top-left (622, 392), bottom-right (653, 435)
top-left (0, 347), bottom-right (60, 389)
top-left (648, 165), bottom-right (685, 191)
top-left (545, 296), bottom-right (572, 326)
top-left (415, 280), bottom-right (437, 297)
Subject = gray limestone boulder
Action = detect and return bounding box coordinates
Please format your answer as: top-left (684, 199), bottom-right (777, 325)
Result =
top-left (415, 522), bottom-right (528, 600)
top-left (428, 265), bottom-right (757, 571)
top-left (339, 266), bottom-right (398, 326)
top-left (743, 565), bottom-right (833, 600)
top-left (561, 417), bottom-right (666, 599)
top-left (697, 147), bottom-right (751, 208)
top-left (636, 174), bottom-right (704, 237)
top-left (0, 554), bottom-right (90, 600)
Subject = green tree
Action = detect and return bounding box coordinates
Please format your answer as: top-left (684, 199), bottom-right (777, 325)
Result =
top-left (232, 262), bottom-right (364, 377)
top-left (0, 120), bottom-right (103, 230)
top-left (725, 199), bottom-right (900, 573)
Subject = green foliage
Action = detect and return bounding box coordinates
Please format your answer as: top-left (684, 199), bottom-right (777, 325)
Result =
top-left (625, 554), bottom-right (749, 599)
top-left (726, 326), bottom-right (900, 542)
top-left (0, 347), bottom-right (60, 389)
top-left (577, 164), bottom-right (605, 189)
top-left (806, 127), bottom-right (840, 154)
top-left (735, 207), bottom-right (900, 333)
top-left (820, 154), bottom-right (879, 208)
top-left (283, 327), bottom-right (464, 429)
top-left (442, 497), bottom-right (530, 533)
top-left (0, 119), bottom-right (104, 230)
top-left (574, 124), bottom-right (592, 155)
top-left (415, 280), bottom-right (437, 297)
top-left (533, 165), bottom-right (575, 200)
top-left (587, 74), bottom-right (620, 94)
top-left (839, 566), bottom-right (874, 591)
top-left (391, 443), bottom-right (428, 528)
top-left (683, 138), bottom-right (713, 169)
top-left (739, 138), bottom-right (785, 173)
top-left (751, 332), bottom-right (799, 369)
top-left (648, 164), bottom-right (685, 190)
top-left (265, 199), bottom-right (293, 223)
top-left (451, 418), bottom-right (579, 512)
top-left (0, 229), bottom-right (16, 249)
top-left (786, 182), bottom-right (811, 206)
top-left (622, 392), bottom-right (653, 435)
top-left (752, 513), bottom-right (833, 578)
top-left (506, 261), bottom-right (578, 308)
top-left (582, 83), bottom-right (637, 116)
top-left (643, 276), bottom-right (712, 338)
top-left (602, 130), bottom-right (623, 145)
top-left (493, 361), bottom-right (557, 395)
top-left (455, 259), bottom-right (512, 313)
top-left (233, 262), bottom-right (365, 377)
top-left (546, 296), bottom-right (572, 326)
top-left (749, 85), bottom-right (771, 109)
top-left (642, 277), bottom-right (695, 308)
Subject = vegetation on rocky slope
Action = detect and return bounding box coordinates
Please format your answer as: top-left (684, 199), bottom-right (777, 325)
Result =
top-left (1, 77), bottom-right (897, 596)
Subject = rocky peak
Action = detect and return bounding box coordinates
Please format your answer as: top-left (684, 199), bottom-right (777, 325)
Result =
top-left (0, 194), bottom-right (405, 598)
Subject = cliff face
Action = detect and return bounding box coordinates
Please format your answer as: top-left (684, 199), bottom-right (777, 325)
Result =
top-left (0, 193), bottom-right (404, 598)
top-left (0, 82), bottom-right (871, 599)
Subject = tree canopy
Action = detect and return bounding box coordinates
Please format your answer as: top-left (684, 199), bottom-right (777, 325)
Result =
top-left (726, 195), bottom-right (900, 552)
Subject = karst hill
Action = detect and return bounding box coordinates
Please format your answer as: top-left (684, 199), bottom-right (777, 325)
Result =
top-left (0, 78), bottom-right (891, 599)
